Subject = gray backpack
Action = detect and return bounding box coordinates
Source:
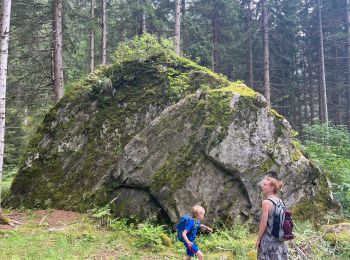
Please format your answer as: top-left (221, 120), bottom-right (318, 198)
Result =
top-left (268, 199), bottom-right (285, 240)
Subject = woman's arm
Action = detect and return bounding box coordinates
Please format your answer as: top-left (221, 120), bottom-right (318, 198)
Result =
top-left (256, 200), bottom-right (271, 249)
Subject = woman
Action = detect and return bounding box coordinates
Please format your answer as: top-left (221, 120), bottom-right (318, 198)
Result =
top-left (256, 177), bottom-right (288, 260)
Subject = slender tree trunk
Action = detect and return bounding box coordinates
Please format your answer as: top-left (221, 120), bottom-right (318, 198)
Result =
top-left (53, 0), bottom-right (64, 101)
top-left (346, 0), bottom-right (350, 131)
top-left (281, 68), bottom-right (286, 116)
top-left (141, 10), bottom-right (146, 33)
top-left (307, 42), bottom-right (314, 124)
top-left (212, 9), bottom-right (218, 72)
top-left (120, 21), bottom-right (125, 43)
top-left (291, 75), bottom-right (296, 127)
top-left (175, 0), bottom-right (182, 55)
top-left (303, 58), bottom-right (309, 124)
top-left (334, 43), bottom-right (341, 125)
top-left (181, 0), bottom-right (186, 17)
top-left (305, 0), bottom-right (314, 124)
top-left (248, 2), bottom-right (254, 88)
top-left (262, 0), bottom-right (270, 107)
top-left (309, 76), bottom-right (315, 124)
top-left (318, 59), bottom-right (324, 122)
top-left (0, 0), bottom-right (11, 211)
top-left (101, 0), bottom-right (107, 65)
top-left (139, 0), bottom-right (147, 34)
top-left (296, 83), bottom-right (303, 136)
top-left (317, 0), bottom-right (328, 124)
top-left (90, 0), bottom-right (95, 73)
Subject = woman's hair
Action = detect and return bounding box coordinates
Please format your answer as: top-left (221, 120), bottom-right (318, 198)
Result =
top-left (266, 177), bottom-right (284, 194)
top-left (192, 205), bottom-right (205, 217)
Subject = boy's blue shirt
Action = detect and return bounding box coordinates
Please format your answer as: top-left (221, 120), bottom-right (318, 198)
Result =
top-left (184, 218), bottom-right (201, 242)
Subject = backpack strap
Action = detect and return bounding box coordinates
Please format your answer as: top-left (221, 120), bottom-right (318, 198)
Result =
top-left (267, 198), bottom-right (277, 206)
top-left (267, 198), bottom-right (284, 215)
top-left (267, 198), bottom-right (284, 207)
top-left (185, 218), bottom-right (196, 234)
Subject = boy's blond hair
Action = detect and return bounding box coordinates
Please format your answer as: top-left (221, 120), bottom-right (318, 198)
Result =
top-left (192, 205), bottom-right (205, 217)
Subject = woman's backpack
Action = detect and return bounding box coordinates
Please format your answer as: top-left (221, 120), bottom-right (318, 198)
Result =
top-left (268, 199), bottom-right (295, 241)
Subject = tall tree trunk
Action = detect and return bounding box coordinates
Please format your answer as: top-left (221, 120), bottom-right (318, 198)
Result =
top-left (334, 43), bottom-right (341, 125)
top-left (296, 83), bottom-right (303, 136)
top-left (262, 0), bottom-right (270, 107)
top-left (248, 1), bottom-right (254, 88)
top-left (318, 59), bottom-right (324, 122)
top-left (53, 0), bottom-right (64, 101)
top-left (317, 0), bottom-right (328, 124)
top-left (0, 0), bottom-right (11, 211)
top-left (346, 0), bottom-right (350, 131)
top-left (141, 10), bottom-right (146, 33)
top-left (306, 41), bottom-right (314, 124)
top-left (139, 0), bottom-right (147, 34)
top-left (181, 0), bottom-right (186, 17)
top-left (212, 8), bottom-right (218, 72)
top-left (305, 0), bottom-right (314, 124)
top-left (90, 0), bottom-right (95, 72)
top-left (309, 72), bottom-right (315, 124)
top-left (291, 80), bottom-right (296, 127)
top-left (175, 0), bottom-right (182, 55)
top-left (101, 0), bottom-right (107, 65)
top-left (303, 58), bottom-right (309, 124)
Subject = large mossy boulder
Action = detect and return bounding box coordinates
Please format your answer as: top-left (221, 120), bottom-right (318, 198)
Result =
top-left (6, 35), bottom-right (338, 224)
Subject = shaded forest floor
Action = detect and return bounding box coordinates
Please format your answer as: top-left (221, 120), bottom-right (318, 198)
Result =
top-left (1, 175), bottom-right (350, 259)
top-left (1, 208), bottom-right (350, 259)
top-left (0, 209), bottom-right (236, 259)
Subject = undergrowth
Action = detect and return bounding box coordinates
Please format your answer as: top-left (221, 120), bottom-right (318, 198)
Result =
top-left (0, 205), bottom-right (349, 259)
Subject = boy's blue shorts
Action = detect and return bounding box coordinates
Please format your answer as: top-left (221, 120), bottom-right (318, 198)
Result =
top-left (184, 242), bottom-right (199, 257)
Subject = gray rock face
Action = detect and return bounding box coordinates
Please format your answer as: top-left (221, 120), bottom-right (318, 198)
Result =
top-left (6, 54), bottom-right (336, 224)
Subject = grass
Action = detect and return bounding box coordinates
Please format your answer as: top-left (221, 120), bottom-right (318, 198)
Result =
top-left (1, 207), bottom-right (349, 259)
top-left (1, 172), bottom-right (349, 259)
top-left (0, 209), bottom-right (181, 259)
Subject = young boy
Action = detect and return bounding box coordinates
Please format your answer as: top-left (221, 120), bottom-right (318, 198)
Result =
top-left (182, 205), bottom-right (213, 260)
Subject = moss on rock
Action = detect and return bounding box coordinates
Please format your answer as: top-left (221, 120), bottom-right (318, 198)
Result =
top-left (6, 35), bottom-right (337, 225)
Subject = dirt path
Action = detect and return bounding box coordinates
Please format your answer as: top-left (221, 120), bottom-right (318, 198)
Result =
top-left (0, 209), bottom-right (81, 230)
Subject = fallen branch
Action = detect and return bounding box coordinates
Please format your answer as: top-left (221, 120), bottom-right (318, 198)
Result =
top-left (39, 215), bottom-right (47, 225)
top-left (290, 240), bottom-right (311, 260)
top-left (0, 213), bottom-right (22, 227)
top-left (215, 246), bottom-right (234, 252)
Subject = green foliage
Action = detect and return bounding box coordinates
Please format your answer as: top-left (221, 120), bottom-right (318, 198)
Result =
top-left (89, 205), bottom-right (172, 252)
top-left (196, 220), bottom-right (255, 259)
top-left (1, 207), bottom-right (350, 259)
top-left (1, 168), bottom-right (17, 204)
top-left (166, 67), bottom-right (191, 101)
top-left (183, 0), bottom-right (246, 78)
top-left (113, 34), bottom-right (176, 65)
top-left (303, 123), bottom-right (350, 217)
top-left (132, 223), bottom-right (171, 251)
top-left (289, 221), bottom-right (339, 259)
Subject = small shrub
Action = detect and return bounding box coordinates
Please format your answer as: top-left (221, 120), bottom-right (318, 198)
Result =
top-left (196, 221), bottom-right (255, 259)
top-left (109, 218), bottom-right (129, 232)
top-left (113, 34), bottom-right (175, 65)
top-left (132, 222), bottom-right (169, 252)
top-left (289, 221), bottom-right (336, 259)
top-left (89, 204), bottom-right (113, 227)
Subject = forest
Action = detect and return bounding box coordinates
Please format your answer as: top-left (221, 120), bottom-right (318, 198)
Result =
top-left (0, 0), bottom-right (350, 259)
